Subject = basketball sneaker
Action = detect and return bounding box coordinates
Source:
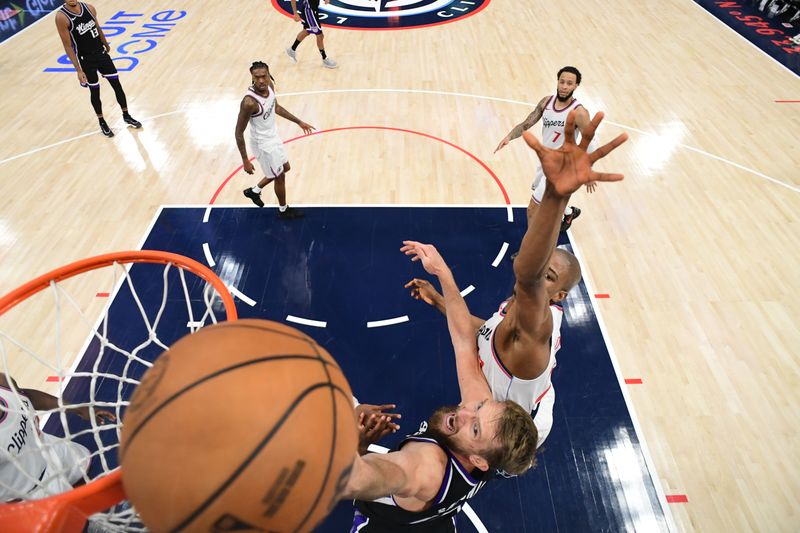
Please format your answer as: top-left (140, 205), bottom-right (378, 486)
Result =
top-left (322, 57), bottom-right (338, 69)
top-left (123, 113), bottom-right (142, 128)
top-left (277, 207), bottom-right (304, 219)
top-left (243, 188), bottom-right (264, 207)
top-left (99, 119), bottom-right (114, 138)
top-left (286, 47), bottom-right (298, 64)
top-left (560, 206), bottom-right (581, 232)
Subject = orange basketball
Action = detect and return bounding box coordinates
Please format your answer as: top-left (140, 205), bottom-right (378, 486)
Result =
top-left (119, 319), bottom-right (357, 533)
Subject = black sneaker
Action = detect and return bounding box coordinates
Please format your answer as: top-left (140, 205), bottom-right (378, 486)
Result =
top-left (99, 120), bottom-right (114, 137)
top-left (277, 207), bottom-right (304, 219)
top-left (123, 114), bottom-right (142, 128)
top-left (560, 206), bottom-right (581, 232)
top-left (243, 188), bottom-right (264, 207)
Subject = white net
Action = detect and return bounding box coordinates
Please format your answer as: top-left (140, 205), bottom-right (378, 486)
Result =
top-left (0, 255), bottom-right (235, 531)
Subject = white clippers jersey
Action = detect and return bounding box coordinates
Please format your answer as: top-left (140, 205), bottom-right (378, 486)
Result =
top-left (476, 301), bottom-right (563, 415)
top-left (0, 386), bottom-right (44, 500)
top-left (541, 95), bottom-right (583, 149)
top-left (246, 85), bottom-right (281, 149)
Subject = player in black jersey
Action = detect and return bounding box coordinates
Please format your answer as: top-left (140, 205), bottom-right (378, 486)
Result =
top-left (285, 0), bottom-right (338, 68)
top-left (55, 0), bottom-right (141, 137)
top-left (341, 241), bottom-right (539, 531)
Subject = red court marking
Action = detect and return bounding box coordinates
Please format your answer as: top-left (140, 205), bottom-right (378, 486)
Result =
top-left (774, 100), bottom-right (800, 103)
top-left (594, 293), bottom-right (610, 299)
top-left (666, 495), bottom-right (688, 503)
top-left (46, 376), bottom-right (64, 382)
top-left (95, 292), bottom-right (110, 297)
top-left (210, 126), bottom-right (510, 205)
top-left (268, 0), bottom-right (491, 32)
top-left (625, 378), bottom-right (643, 385)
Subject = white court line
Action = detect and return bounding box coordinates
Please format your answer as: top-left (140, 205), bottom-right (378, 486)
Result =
top-left (201, 243), bottom-right (215, 267)
top-left (186, 321), bottom-right (204, 328)
top-left (506, 205), bottom-right (514, 222)
top-left (367, 316), bottom-right (409, 328)
top-left (491, 242), bottom-right (509, 267)
top-left (460, 285), bottom-right (475, 297)
top-left (202, 207), bottom-right (212, 223)
top-left (568, 233), bottom-right (677, 532)
top-left (286, 315), bottom-right (327, 328)
top-left (227, 285), bottom-right (256, 307)
top-left (2, 89), bottom-right (794, 194)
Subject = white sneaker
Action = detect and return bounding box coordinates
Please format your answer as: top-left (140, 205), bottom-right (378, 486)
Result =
top-left (322, 57), bottom-right (338, 69)
top-left (285, 47), bottom-right (298, 64)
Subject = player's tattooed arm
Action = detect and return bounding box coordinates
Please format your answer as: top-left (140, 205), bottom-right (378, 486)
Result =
top-left (235, 97), bottom-right (258, 173)
top-left (495, 96), bottom-right (548, 152)
top-left (508, 97), bottom-right (548, 140)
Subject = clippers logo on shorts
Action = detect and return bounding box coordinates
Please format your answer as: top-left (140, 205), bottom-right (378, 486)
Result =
top-left (272, 0), bottom-right (490, 30)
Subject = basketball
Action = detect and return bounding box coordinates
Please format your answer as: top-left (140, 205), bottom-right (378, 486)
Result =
top-left (119, 319), bottom-right (357, 533)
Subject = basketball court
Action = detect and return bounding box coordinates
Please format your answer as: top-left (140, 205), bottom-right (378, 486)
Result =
top-left (1, 0), bottom-right (798, 531)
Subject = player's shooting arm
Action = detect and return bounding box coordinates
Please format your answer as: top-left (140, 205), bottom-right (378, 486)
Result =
top-left (55, 12), bottom-right (83, 75)
top-left (438, 269), bottom-right (492, 404)
top-left (234, 97), bottom-right (256, 163)
top-left (505, 96), bottom-right (549, 141)
top-left (342, 446), bottom-right (438, 502)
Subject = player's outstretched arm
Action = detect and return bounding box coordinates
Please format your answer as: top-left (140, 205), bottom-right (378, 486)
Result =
top-left (401, 241), bottom-right (491, 404)
top-left (511, 111), bottom-right (627, 337)
top-left (342, 445), bottom-right (441, 502)
top-left (495, 96), bottom-right (549, 153)
top-left (275, 104), bottom-right (315, 134)
top-left (514, 111), bottom-right (628, 288)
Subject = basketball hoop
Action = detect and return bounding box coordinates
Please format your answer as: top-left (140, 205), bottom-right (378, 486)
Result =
top-left (0, 251), bottom-right (238, 532)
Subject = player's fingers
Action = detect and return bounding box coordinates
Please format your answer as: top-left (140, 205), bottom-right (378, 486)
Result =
top-left (588, 133), bottom-right (628, 164)
top-left (589, 170), bottom-right (625, 183)
top-left (577, 111), bottom-right (603, 151)
top-left (521, 131), bottom-right (545, 159)
top-left (563, 110), bottom-right (576, 145)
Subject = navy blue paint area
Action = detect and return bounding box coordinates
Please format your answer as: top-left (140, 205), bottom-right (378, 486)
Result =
top-left (695, 0), bottom-right (799, 75)
top-left (50, 206), bottom-right (667, 531)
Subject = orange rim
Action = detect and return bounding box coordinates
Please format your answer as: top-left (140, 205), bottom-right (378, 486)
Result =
top-left (0, 250), bottom-right (237, 320)
top-left (0, 250), bottom-right (238, 531)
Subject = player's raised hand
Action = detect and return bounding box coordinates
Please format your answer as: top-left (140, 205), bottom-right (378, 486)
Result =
top-left (494, 136), bottom-right (511, 153)
top-left (522, 110), bottom-right (628, 197)
top-left (298, 121), bottom-right (315, 135)
top-left (401, 241), bottom-right (449, 277)
top-left (404, 278), bottom-right (441, 307)
top-left (356, 403), bottom-right (401, 455)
